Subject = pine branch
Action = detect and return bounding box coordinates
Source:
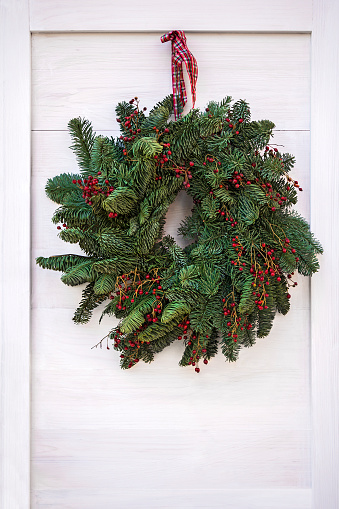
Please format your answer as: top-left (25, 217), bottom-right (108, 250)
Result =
top-left (68, 117), bottom-right (95, 175)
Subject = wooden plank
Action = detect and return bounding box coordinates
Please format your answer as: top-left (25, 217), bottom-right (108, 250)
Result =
top-left (0, 0), bottom-right (30, 507)
top-left (31, 429), bottom-right (310, 492)
top-left (31, 33), bottom-right (311, 131)
top-left (30, 303), bottom-right (311, 432)
top-left (29, 0), bottom-right (312, 33)
top-left (32, 488), bottom-right (312, 509)
top-left (311, 1), bottom-right (339, 508)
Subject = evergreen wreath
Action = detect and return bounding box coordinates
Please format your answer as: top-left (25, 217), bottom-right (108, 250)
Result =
top-left (36, 95), bottom-right (322, 372)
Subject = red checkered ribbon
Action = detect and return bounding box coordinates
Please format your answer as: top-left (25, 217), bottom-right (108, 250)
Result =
top-left (161, 30), bottom-right (198, 120)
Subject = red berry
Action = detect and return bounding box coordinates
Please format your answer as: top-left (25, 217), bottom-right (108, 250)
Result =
top-left (195, 367), bottom-right (200, 373)
top-left (189, 161), bottom-right (194, 167)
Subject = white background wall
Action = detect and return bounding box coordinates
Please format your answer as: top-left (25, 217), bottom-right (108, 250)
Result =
top-left (31, 32), bottom-right (313, 508)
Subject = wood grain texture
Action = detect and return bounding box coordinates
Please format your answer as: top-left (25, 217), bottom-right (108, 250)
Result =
top-left (32, 489), bottom-right (312, 509)
top-left (31, 429), bottom-right (310, 489)
top-left (31, 31), bottom-right (313, 508)
top-left (0, 0), bottom-right (30, 508)
top-left (311, 1), bottom-right (339, 508)
top-left (31, 303), bottom-right (311, 430)
top-left (29, 0), bottom-right (312, 32)
top-left (31, 33), bottom-right (311, 131)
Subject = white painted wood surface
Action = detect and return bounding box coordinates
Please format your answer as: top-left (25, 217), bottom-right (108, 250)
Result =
top-left (310, 0), bottom-right (339, 508)
top-left (32, 489), bottom-right (312, 509)
top-left (1, 0), bottom-right (338, 507)
top-left (0, 1), bottom-right (30, 508)
top-left (30, 0), bottom-right (312, 32)
top-left (32, 33), bottom-right (311, 132)
top-left (31, 32), bottom-right (313, 508)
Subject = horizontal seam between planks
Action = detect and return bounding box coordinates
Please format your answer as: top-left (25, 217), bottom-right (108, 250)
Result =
top-left (31, 129), bottom-right (311, 132)
top-left (31, 30), bottom-right (312, 35)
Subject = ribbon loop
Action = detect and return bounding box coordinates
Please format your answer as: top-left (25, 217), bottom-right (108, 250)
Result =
top-left (161, 30), bottom-right (198, 120)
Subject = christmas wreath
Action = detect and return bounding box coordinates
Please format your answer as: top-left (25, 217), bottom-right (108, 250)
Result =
top-left (36, 94), bottom-right (322, 372)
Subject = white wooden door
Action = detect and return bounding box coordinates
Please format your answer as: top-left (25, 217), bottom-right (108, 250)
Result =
top-left (1, 1), bottom-right (338, 508)
top-left (31, 32), bottom-right (312, 509)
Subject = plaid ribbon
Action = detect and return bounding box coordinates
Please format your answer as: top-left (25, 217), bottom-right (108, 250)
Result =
top-left (161, 30), bottom-right (198, 120)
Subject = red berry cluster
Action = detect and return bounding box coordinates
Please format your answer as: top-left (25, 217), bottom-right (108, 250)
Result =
top-left (261, 180), bottom-right (288, 212)
top-left (205, 108), bottom-right (244, 135)
top-left (229, 169), bottom-right (245, 189)
top-left (264, 145), bottom-right (303, 193)
top-left (186, 332), bottom-right (210, 373)
top-left (265, 145), bottom-right (279, 154)
top-left (248, 239), bottom-right (298, 308)
top-left (226, 114), bottom-right (244, 135)
top-left (287, 272), bottom-right (298, 289)
top-left (112, 328), bottom-right (151, 369)
top-left (111, 269), bottom-right (163, 311)
top-left (153, 142), bottom-right (171, 181)
top-left (230, 236), bottom-right (246, 272)
top-left (175, 162), bottom-right (193, 189)
top-left (108, 268), bottom-right (171, 369)
top-left (203, 156), bottom-right (223, 181)
top-left (222, 297), bottom-right (251, 341)
top-left (145, 304), bottom-right (163, 324)
top-left (178, 318), bottom-right (191, 337)
top-left (72, 173), bottom-right (115, 207)
top-left (217, 208), bottom-right (238, 227)
top-left (286, 176), bottom-right (303, 192)
top-left (153, 142), bottom-right (194, 188)
top-left (178, 324), bottom-right (211, 373)
top-left (117, 97), bottom-right (145, 144)
top-left (56, 223), bottom-right (68, 230)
